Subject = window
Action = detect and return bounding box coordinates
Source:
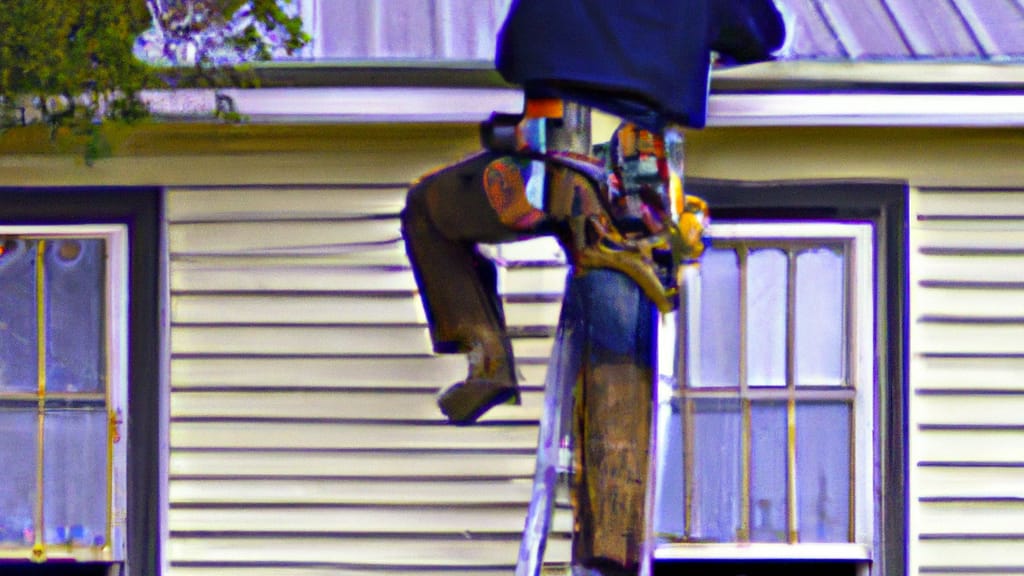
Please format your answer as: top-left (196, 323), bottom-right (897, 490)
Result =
top-left (301, 0), bottom-right (512, 61)
top-left (0, 228), bottom-right (128, 563)
top-left (0, 187), bottom-right (162, 576)
top-left (651, 180), bottom-right (907, 575)
top-left (657, 223), bottom-right (874, 553)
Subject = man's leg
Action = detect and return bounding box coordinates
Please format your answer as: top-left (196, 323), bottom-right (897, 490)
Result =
top-left (570, 269), bottom-right (655, 575)
top-left (401, 154), bottom-right (524, 424)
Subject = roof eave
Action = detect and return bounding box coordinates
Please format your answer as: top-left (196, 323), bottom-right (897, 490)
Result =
top-left (140, 61), bottom-right (1024, 128)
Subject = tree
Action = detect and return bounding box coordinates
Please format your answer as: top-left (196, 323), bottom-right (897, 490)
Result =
top-left (0, 0), bottom-right (308, 162)
top-left (0, 1), bottom-right (152, 128)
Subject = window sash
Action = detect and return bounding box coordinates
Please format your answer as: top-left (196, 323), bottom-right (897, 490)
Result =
top-left (656, 221), bottom-right (875, 560)
top-left (0, 225), bottom-right (127, 562)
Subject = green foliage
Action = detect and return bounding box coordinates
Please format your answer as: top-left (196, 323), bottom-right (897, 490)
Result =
top-left (0, 0), bottom-right (152, 122)
top-left (0, 0), bottom-right (309, 163)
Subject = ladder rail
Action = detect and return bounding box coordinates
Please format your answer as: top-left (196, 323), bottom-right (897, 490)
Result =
top-left (517, 275), bottom-right (670, 576)
top-left (516, 272), bottom-right (583, 576)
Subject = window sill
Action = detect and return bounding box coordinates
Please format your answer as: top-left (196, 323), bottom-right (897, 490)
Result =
top-left (654, 542), bottom-right (871, 562)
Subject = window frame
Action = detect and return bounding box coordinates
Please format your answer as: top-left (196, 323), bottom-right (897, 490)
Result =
top-left (0, 225), bottom-right (129, 562)
top-left (0, 187), bottom-right (163, 576)
top-left (660, 222), bottom-right (874, 559)
top-left (652, 179), bottom-right (907, 576)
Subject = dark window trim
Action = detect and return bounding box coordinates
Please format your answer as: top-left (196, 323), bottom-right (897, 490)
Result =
top-left (654, 559), bottom-right (860, 576)
top-left (0, 187), bottom-right (164, 576)
top-left (684, 178), bottom-right (908, 576)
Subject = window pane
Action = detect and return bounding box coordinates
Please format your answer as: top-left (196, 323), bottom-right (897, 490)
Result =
top-left (0, 409), bottom-right (38, 546)
top-left (654, 399), bottom-right (685, 538)
top-left (795, 248), bottom-right (846, 387)
top-left (690, 249), bottom-right (740, 388)
top-left (43, 409), bottom-right (108, 547)
top-left (45, 239), bottom-right (106, 394)
top-left (746, 249), bottom-right (788, 388)
top-left (796, 402), bottom-right (851, 543)
top-left (313, 0), bottom-right (509, 60)
top-left (316, 0), bottom-right (374, 58)
top-left (690, 399), bottom-right (741, 541)
top-left (436, 0), bottom-right (510, 59)
top-left (376, 0), bottom-right (436, 58)
top-left (750, 402), bottom-right (787, 542)
top-left (0, 239), bottom-right (38, 393)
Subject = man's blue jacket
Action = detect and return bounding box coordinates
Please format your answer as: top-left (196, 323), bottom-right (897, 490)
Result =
top-left (495, 0), bottom-right (786, 130)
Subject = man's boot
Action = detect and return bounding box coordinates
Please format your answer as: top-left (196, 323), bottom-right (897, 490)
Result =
top-left (436, 327), bottom-right (520, 425)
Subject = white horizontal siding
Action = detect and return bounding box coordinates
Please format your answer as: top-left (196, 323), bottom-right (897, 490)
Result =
top-left (913, 224), bottom-right (1024, 250)
top-left (172, 294), bottom-right (428, 325)
top-left (171, 421), bottom-right (539, 451)
top-left (169, 220), bottom-right (402, 255)
top-left (913, 395), bottom-right (1024, 426)
top-left (171, 325), bottom-right (434, 356)
top-left (916, 467), bottom-right (1024, 499)
top-left (172, 261), bottom-right (419, 292)
top-left (170, 390), bottom-right (544, 422)
top-left (510, 336), bottom-right (557, 362)
top-left (174, 242), bottom-right (412, 266)
top-left (166, 187), bottom-right (409, 221)
top-left (166, 178), bottom-right (569, 574)
top-left (169, 451), bottom-right (537, 479)
top-left (169, 536), bottom-right (571, 568)
top-left (914, 323), bottom-right (1024, 355)
top-left (913, 191), bottom-right (1024, 217)
top-left (916, 541), bottom-right (1024, 569)
top-left (917, 501), bottom-right (1024, 536)
top-left (169, 506), bottom-right (573, 535)
top-left (171, 356), bottom-right (464, 389)
top-left (500, 265), bottom-right (572, 296)
top-left (913, 254), bottom-right (1024, 283)
top-left (910, 187), bottom-right (1024, 575)
top-left (170, 356), bottom-right (552, 391)
top-left (909, 355), bottom-right (1024, 391)
top-left (916, 429), bottom-right (1024, 462)
top-left (915, 287), bottom-right (1024, 321)
top-left (170, 478), bottom-right (539, 505)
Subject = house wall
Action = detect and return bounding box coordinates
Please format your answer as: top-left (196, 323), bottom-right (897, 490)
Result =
top-left (1, 122), bottom-right (573, 576)
top-left (161, 164), bottom-right (573, 573)
top-left (1, 121), bottom-right (1022, 575)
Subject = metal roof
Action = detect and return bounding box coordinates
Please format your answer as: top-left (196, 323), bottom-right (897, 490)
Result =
top-left (134, 1), bottom-right (1024, 71)
top-left (286, 0), bottom-right (1024, 63)
top-left (774, 0), bottom-right (1024, 60)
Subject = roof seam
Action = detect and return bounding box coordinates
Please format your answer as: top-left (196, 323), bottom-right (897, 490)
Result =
top-left (945, 0), bottom-right (991, 57)
top-left (808, 0), bottom-right (851, 59)
top-left (876, 0), bottom-right (916, 57)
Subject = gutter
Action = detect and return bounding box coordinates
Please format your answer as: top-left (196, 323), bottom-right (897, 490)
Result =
top-left (142, 61), bottom-right (1024, 127)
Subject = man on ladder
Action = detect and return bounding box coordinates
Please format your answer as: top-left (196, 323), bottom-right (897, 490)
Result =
top-left (401, 1), bottom-right (786, 573)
